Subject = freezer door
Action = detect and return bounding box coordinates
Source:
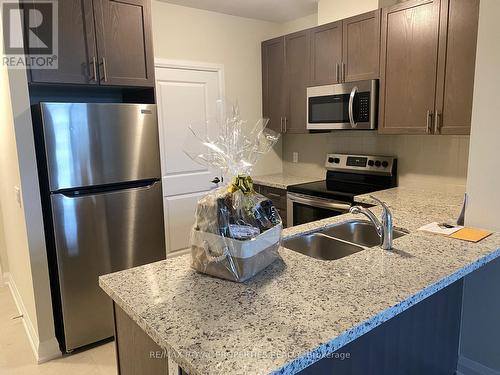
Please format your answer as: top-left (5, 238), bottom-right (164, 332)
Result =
top-left (41, 103), bottom-right (161, 191)
top-left (50, 181), bottom-right (166, 351)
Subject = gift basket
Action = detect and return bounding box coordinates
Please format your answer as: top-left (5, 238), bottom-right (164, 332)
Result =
top-left (185, 101), bottom-right (282, 282)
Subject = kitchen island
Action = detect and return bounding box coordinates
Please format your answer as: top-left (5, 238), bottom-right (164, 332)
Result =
top-left (99, 184), bottom-right (500, 375)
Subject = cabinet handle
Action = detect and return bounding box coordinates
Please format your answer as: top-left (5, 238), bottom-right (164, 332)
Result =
top-left (89, 56), bottom-right (97, 82)
top-left (284, 117), bottom-right (287, 133)
top-left (100, 57), bottom-right (108, 82)
top-left (280, 117), bottom-right (283, 132)
top-left (434, 112), bottom-right (442, 134)
top-left (426, 110), bottom-right (434, 133)
top-left (342, 62), bottom-right (346, 82)
top-left (336, 63), bottom-right (339, 83)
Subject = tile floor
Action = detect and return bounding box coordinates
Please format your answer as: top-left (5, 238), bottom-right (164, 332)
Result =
top-left (0, 286), bottom-right (117, 375)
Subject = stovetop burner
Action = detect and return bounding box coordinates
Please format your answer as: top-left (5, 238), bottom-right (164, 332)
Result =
top-left (287, 153), bottom-right (398, 202)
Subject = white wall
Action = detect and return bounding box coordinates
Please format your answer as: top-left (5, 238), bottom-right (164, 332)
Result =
top-left (459, 0), bottom-right (500, 373)
top-left (0, 201), bottom-right (8, 282)
top-left (465, 0), bottom-right (500, 232)
top-left (280, 13), bottom-right (318, 34)
top-left (0, 12), bottom-right (59, 362)
top-left (151, 1), bottom-right (286, 176)
top-left (318, 0), bottom-right (378, 24)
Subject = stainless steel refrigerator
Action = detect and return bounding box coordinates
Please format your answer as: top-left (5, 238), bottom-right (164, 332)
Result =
top-left (39, 103), bottom-right (166, 352)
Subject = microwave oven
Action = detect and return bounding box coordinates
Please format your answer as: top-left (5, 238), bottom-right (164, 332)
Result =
top-left (306, 79), bottom-right (378, 130)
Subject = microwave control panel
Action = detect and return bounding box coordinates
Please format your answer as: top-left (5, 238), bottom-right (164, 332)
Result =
top-left (357, 92), bottom-right (370, 122)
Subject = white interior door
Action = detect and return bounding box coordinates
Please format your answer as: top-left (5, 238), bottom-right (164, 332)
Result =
top-left (155, 62), bottom-right (224, 255)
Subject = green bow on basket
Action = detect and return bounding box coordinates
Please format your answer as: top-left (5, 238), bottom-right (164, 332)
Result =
top-left (228, 175), bottom-right (255, 195)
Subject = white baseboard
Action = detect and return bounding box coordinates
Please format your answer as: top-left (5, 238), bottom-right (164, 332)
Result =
top-left (458, 355), bottom-right (500, 375)
top-left (5, 273), bottom-right (61, 363)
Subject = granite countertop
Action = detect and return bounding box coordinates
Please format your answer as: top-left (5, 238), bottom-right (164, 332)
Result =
top-left (253, 173), bottom-right (321, 189)
top-left (99, 184), bottom-right (500, 375)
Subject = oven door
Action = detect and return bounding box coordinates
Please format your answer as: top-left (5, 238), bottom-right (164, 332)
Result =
top-left (287, 193), bottom-right (351, 227)
top-left (307, 80), bottom-right (378, 130)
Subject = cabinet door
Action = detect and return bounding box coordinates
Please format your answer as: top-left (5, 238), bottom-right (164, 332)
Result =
top-left (29, 0), bottom-right (98, 84)
top-left (379, 0), bottom-right (441, 134)
top-left (262, 37), bottom-right (286, 133)
top-left (285, 30), bottom-right (310, 133)
top-left (310, 21), bottom-right (343, 85)
top-left (93, 0), bottom-right (155, 87)
top-left (435, 0), bottom-right (480, 135)
top-left (342, 10), bottom-right (381, 82)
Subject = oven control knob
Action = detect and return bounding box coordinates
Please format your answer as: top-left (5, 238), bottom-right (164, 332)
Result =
top-left (381, 161), bottom-right (389, 168)
top-left (368, 160), bottom-right (375, 167)
top-left (333, 158), bottom-right (341, 164)
top-left (328, 157), bottom-right (334, 163)
top-left (374, 160), bottom-right (381, 167)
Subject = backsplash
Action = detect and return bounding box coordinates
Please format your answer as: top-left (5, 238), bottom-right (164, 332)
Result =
top-left (283, 132), bottom-right (469, 187)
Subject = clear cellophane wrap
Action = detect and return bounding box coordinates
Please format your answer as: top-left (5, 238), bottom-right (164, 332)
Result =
top-left (185, 101), bottom-right (282, 282)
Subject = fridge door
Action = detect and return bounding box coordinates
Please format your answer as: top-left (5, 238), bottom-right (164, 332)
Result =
top-left (50, 181), bottom-right (166, 351)
top-left (41, 103), bottom-right (161, 191)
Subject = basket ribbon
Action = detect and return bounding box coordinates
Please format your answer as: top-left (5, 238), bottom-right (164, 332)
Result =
top-left (228, 175), bottom-right (254, 195)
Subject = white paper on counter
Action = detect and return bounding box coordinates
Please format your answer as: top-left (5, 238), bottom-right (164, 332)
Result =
top-left (418, 222), bottom-right (463, 236)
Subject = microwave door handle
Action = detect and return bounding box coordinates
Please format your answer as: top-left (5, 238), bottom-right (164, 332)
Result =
top-left (348, 86), bottom-right (358, 128)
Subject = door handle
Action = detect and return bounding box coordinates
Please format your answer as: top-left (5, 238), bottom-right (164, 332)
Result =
top-left (426, 110), bottom-right (434, 133)
top-left (348, 86), bottom-right (358, 128)
top-left (211, 177), bottom-right (221, 184)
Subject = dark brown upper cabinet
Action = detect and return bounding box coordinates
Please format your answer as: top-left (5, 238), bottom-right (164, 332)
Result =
top-left (379, 0), bottom-right (441, 134)
top-left (342, 10), bottom-right (381, 82)
top-left (93, 0), bottom-right (155, 87)
top-left (310, 21), bottom-right (342, 85)
top-left (27, 0), bottom-right (154, 87)
top-left (379, 0), bottom-right (479, 135)
top-left (284, 30), bottom-right (310, 133)
top-left (310, 10), bottom-right (381, 85)
top-left (434, 0), bottom-right (480, 135)
top-left (262, 37), bottom-right (286, 133)
top-left (28, 0), bottom-right (98, 85)
top-left (262, 31), bottom-right (310, 134)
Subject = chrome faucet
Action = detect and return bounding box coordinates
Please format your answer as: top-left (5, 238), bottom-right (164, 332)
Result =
top-left (349, 195), bottom-right (393, 250)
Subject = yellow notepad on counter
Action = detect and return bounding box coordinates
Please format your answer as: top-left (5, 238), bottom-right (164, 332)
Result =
top-left (449, 227), bottom-right (493, 243)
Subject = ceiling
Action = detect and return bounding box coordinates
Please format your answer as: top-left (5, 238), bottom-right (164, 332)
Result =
top-left (158, 0), bottom-right (319, 23)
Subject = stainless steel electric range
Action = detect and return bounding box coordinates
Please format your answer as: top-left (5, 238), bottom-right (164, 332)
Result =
top-left (287, 154), bottom-right (397, 227)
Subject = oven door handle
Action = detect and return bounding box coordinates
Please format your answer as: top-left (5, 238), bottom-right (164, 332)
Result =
top-left (288, 194), bottom-right (352, 211)
top-left (348, 86), bottom-right (358, 128)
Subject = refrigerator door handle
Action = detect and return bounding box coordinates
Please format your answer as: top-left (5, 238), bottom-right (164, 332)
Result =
top-left (57, 179), bottom-right (160, 198)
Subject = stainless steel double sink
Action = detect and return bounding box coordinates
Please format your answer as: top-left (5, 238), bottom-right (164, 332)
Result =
top-left (283, 220), bottom-right (407, 261)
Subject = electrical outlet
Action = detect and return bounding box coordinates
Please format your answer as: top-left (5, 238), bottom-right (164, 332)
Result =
top-left (292, 152), bottom-right (299, 163)
top-left (14, 186), bottom-right (22, 208)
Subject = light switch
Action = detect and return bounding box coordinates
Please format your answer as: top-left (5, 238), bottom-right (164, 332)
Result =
top-left (292, 152), bottom-right (299, 163)
top-left (14, 186), bottom-right (22, 208)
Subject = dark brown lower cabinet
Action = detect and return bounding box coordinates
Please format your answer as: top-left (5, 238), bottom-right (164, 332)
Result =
top-left (254, 184), bottom-right (287, 228)
top-left (114, 303), bottom-right (168, 375)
